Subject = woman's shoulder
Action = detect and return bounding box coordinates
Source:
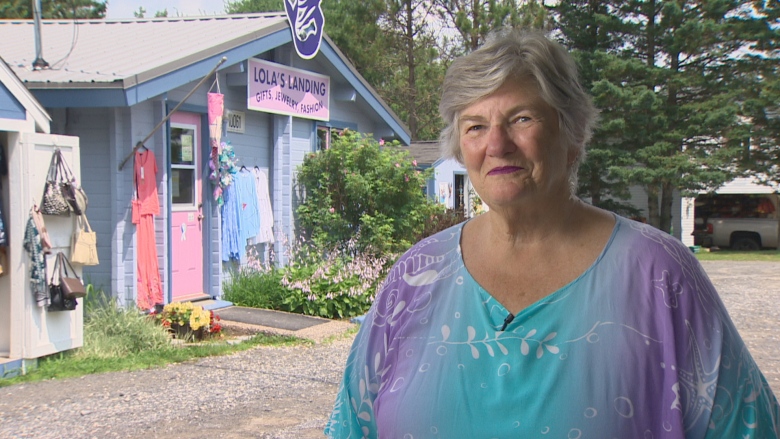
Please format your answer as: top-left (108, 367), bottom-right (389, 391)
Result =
top-left (610, 215), bottom-right (698, 267)
top-left (381, 222), bottom-right (465, 290)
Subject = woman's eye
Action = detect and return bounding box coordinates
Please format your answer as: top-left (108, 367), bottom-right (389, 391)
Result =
top-left (513, 116), bottom-right (532, 124)
top-left (466, 125), bottom-right (484, 133)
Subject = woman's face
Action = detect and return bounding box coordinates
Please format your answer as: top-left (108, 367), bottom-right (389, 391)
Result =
top-left (458, 77), bottom-right (572, 211)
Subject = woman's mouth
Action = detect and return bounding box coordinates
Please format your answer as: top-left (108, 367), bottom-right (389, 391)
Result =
top-left (488, 166), bottom-right (523, 175)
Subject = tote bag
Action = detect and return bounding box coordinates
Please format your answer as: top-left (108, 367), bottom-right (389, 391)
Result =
top-left (71, 214), bottom-right (99, 266)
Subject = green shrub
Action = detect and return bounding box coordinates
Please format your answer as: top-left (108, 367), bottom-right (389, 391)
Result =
top-left (414, 207), bottom-right (466, 242)
top-left (223, 266), bottom-right (288, 310)
top-left (79, 287), bottom-right (172, 358)
top-left (280, 240), bottom-right (392, 319)
top-left (295, 129), bottom-right (442, 256)
top-left (223, 238), bottom-right (393, 319)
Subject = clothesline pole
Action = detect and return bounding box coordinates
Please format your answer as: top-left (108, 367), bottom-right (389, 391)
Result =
top-left (117, 56), bottom-right (228, 171)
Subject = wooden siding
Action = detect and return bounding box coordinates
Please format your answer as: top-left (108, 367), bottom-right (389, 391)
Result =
top-left (55, 108), bottom-right (113, 291)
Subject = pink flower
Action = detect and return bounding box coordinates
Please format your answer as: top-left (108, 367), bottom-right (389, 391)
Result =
top-left (379, 139), bottom-right (385, 146)
top-left (412, 160), bottom-right (417, 166)
top-left (395, 163), bottom-right (400, 168)
top-left (329, 207), bottom-right (335, 213)
top-left (405, 175), bottom-right (409, 182)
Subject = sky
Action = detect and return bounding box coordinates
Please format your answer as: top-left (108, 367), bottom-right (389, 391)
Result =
top-left (105, 0), bottom-right (230, 19)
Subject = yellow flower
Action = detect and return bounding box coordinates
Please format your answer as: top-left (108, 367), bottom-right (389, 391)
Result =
top-left (189, 307), bottom-right (211, 331)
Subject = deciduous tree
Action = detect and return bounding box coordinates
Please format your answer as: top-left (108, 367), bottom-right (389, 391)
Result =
top-left (0, 0), bottom-right (106, 19)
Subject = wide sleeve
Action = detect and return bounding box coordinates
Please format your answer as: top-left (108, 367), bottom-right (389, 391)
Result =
top-left (325, 260), bottom-right (412, 439)
top-left (705, 314), bottom-right (780, 437)
top-left (665, 247), bottom-right (780, 437)
top-left (324, 300), bottom-right (387, 439)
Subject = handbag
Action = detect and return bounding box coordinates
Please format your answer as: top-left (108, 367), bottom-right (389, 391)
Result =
top-left (48, 252), bottom-right (81, 311)
top-left (48, 283), bottom-right (77, 311)
top-left (40, 151), bottom-right (71, 216)
top-left (71, 214), bottom-right (99, 266)
top-left (56, 251), bottom-right (86, 298)
top-left (57, 152), bottom-right (86, 216)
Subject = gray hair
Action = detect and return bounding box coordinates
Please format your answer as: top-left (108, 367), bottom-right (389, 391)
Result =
top-left (438, 28), bottom-right (598, 192)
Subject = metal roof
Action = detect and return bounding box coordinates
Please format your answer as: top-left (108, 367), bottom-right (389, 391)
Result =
top-left (0, 13), bottom-right (411, 143)
top-left (0, 14), bottom-right (289, 88)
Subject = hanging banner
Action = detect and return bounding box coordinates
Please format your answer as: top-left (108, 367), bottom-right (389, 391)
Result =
top-left (284, 0), bottom-right (324, 60)
top-left (247, 58), bottom-right (330, 121)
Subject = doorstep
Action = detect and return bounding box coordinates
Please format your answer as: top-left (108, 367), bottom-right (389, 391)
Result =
top-left (173, 293), bottom-right (212, 303)
top-left (214, 306), bottom-right (356, 344)
top-left (190, 298), bottom-right (234, 311)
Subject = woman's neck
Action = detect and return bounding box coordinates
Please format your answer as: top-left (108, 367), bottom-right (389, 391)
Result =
top-left (478, 194), bottom-right (585, 248)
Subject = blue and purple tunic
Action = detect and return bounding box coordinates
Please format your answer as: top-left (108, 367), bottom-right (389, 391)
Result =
top-left (326, 215), bottom-right (779, 438)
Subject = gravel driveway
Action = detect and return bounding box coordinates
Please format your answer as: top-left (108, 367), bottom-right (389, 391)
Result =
top-left (1, 260), bottom-right (778, 438)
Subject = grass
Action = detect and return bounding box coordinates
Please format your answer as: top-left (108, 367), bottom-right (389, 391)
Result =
top-left (0, 289), bottom-right (309, 387)
top-left (694, 249), bottom-right (780, 262)
top-left (0, 332), bottom-right (305, 387)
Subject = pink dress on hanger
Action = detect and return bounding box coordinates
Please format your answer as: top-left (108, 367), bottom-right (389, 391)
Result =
top-left (134, 149), bottom-right (163, 310)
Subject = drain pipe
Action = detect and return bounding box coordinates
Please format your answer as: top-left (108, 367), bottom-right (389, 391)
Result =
top-left (32, 0), bottom-right (49, 70)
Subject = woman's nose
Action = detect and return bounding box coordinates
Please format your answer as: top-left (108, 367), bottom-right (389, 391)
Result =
top-left (485, 125), bottom-right (513, 156)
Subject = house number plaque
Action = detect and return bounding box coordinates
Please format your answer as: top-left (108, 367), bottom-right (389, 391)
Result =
top-left (226, 110), bottom-right (245, 134)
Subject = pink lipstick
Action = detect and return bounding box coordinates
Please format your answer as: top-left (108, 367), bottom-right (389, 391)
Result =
top-left (488, 166), bottom-right (522, 175)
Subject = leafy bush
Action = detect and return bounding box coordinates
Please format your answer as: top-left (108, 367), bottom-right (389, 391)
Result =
top-left (280, 239), bottom-right (392, 319)
top-left (79, 286), bottom-right (172, 358)
top-left (223, 265), bottom-right (288, 310)
top-left (295, 129), bottom-right (442, 255)
top-left (414, 207), bottom-right (466, 242)
top-left (223, 237), bottom-right (392, 319)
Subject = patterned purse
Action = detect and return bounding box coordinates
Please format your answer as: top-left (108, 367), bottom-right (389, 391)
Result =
top-left (40, 151), bottom-right (71, 216)
top-left (57, 152), bottom-right (86, 216)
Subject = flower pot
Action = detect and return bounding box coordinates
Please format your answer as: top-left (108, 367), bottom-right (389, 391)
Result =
top-left (170, 323), bottom-right (205, 341)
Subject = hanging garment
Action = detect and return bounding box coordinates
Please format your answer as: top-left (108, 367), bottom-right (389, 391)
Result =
top-left (221, 181), bottom-right (242, 262)
top-left (136, 214), bottom-right (163, 310)
top-left (23, 213), bottom-right (49, 307)
top-left (31, 204), bottom-right (53, 253)
top-left (0, 195), bottom-right (6, 248)
top-left (0, 143), bottom-right (7, 248)
top-left (134, 149), bottom-right (162, 310)
top-left (253, 168), bottom-right (274, 244)
top-left (0, 247), bottom-right (6, 277)
top-left (134, 149), bottom-right (160, 215)
top-left (236, 170), bottom-right (260, 243)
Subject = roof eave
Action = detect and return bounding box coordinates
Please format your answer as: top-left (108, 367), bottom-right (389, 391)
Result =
top-left (0, 57), bottom-right (51, 132)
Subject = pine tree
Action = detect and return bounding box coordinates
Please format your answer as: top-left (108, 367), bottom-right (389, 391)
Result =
top-left (437, 0), bottom-right (552, 53)
top-left (556, 0), bottom-right (780, 232)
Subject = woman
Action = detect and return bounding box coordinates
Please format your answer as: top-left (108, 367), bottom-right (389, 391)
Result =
top-left (326, 29), bottom-right (779, 438)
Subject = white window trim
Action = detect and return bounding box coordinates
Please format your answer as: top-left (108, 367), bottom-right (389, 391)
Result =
top-left (170, 122), bottom-right (198, 212)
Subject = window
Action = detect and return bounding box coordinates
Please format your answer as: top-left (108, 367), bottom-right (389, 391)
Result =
top-left (170, 125), bottom-right (197, 207)
top-left (316, 125), bottom-right (347, 151)
top-left (454, 174), bottom-right (466, 213)
top-left (316, 126), bottom-right (330, 151)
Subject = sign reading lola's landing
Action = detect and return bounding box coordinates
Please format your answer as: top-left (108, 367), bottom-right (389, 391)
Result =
top-left (247, 58), bottom-right (330, 121)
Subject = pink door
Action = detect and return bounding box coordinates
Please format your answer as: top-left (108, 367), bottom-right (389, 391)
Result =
top-left (170, 112), bottom-right (205, 301)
